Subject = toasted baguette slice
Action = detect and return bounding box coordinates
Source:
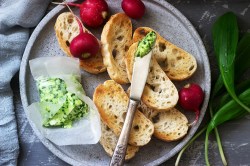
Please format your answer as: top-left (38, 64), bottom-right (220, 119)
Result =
top-left (125, 42), bottom-right (179, 111)
top-left (93, 80), bottom-right (154, 146)
top-left (101, 13), bottom-right (132, 84)
top-left (100, 121), bottom-right (139, 160)
top-left (54, 12), bottom-right (106, 74)
top-left (138, 102), bottom-right (189, 141)
top-left (133, 27), bottom-right (197, 81)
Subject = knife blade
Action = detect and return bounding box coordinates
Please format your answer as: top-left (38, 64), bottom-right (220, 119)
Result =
top-left (130, 50), bottom-right (152, 100)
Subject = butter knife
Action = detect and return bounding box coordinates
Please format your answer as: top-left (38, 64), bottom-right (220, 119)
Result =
top-left (110, 31), bottom-right (156, 166)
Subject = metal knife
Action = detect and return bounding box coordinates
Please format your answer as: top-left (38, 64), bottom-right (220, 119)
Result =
top-left (110, 31), bottom-right (156, 166)
top-left (109, 51), bottom-right (152, 166)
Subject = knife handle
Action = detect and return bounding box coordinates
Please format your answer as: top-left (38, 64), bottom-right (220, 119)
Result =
top-left (110, 99), bottom-right (139, 166)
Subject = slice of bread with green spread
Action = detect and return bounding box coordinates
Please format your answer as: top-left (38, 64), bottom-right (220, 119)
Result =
top-left (54, 12), bottom-right (106, 74)
top-left (133, 27), bottom-right (197, 81)
top-left (100, 121), bottom-right (139, 160)
top-left (138, 102), bottom-right (189, 142)
top-left (101, 13), bottom-right (132, 84)
top-left (125, 42), bottom-right (179, 111)
top-left (93, 80), bottom-right (154, 146)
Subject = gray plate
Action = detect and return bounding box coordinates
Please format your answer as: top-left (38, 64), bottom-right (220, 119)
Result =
top-left (19, 0), bottom-right (211, 165)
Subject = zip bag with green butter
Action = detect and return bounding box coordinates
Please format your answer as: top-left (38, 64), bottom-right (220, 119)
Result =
top-left (27, 56), bottom-right (101, 145)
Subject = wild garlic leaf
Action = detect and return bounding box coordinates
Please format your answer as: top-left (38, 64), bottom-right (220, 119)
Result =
top-left (212, 12), bottom-right (250, 113)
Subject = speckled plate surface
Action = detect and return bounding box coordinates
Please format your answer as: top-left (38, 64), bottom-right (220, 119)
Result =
top-left (20, 0), bottom-right (211, 165)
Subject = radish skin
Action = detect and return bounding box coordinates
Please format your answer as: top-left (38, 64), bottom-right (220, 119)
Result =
top-left (178, 83), bottom-right (204, 126)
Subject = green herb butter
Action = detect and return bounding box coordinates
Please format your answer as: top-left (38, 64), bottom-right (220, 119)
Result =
top-left (135, 31), bottom-right (157, 58)
top-left (37, 77), bottom-right (67, 104)
top-left (37, 77), bottom-right (88, 128)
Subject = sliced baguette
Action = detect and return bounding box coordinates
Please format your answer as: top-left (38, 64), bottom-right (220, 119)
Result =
top-left (101, 13), bottom-right (132, 84)
top-left (100, 121), bottom-right (139, 160)
top-left (54, 12), bottom-right (106, 74)
top-left (93, 80), bottom-right (154, 146)
top-left (138, 102), bottom-right (189, 142)
top-left (125, 42), bottom-right (179, 111)
top-left (133, 27), bottom-right (197, 81)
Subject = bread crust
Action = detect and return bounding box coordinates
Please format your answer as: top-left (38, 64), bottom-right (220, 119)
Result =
top-left (133, 27), bottom-right (197, 81)
top-left (99, 121), bottom-right (139, 160)
top-left (93, 80), bottom-right (154, 146)
top-left (54, 12), bottom-right (106, 74)
top-left (101, 13), bottom-right (132, 84)
top-left (138, 103), bottom-right (189, 142)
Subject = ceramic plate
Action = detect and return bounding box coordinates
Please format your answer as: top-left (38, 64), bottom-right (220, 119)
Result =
top-left (20, 0), bottom-right (211, 165)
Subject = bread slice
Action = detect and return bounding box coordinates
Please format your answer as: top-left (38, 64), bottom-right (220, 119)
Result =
top-left (133, 27), bottom-right (197, 81)
top-left (100, 121), bottom-right (139, 160)
top-left (101, 13), bottom-right (132, 84)
top-left (138, 102), bottom-right (189, 142)
top-left (54, 12), bottom-right (106, 74)
top-left (125, 42), bottom-right (179, 111)
top-left (93, 80), bottom-right (154, 146)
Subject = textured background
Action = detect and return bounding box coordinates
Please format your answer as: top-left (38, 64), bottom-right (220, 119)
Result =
top-left (15, 0), bottom-right (250, 165)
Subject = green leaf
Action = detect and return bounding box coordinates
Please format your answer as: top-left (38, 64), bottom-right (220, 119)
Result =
top-left (215, 79), bottom-right (250, 110)
top-left (235, 33), bottom-right (250, 77)
top-left (207, 88), bottom-right (250, 134)
top-left (205, 88), bottom-right (250, 166)
top-left (208, 104), bottom-right (227, 166)
top-left (212, 12), bottom-right (250, 113)
top-left (210, 75), bottom-right (224, 99)
top-left (205, 79), bottom-right (250, 166)
top-left (210, 33), bottom-right (250, 100)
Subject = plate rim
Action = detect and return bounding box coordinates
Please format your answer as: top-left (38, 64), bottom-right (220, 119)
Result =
top-left (19, 0), bottom-right (211, 165)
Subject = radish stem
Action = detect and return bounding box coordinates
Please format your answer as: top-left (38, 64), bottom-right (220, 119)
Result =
top-left (63, 2), bottom-right (84, 34)
top-left (188, 108), bottom-right (200, 126)
top-left (66, 2), bottom-right (81, 8)
top-left (51, 2), bottom-right (63, 5)
top-left (51, 2), bottom-right (81, 8)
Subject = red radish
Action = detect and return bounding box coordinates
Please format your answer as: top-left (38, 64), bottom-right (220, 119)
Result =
top-left (178, 83), bottom-right (204, 126)
top-left (121, 0), bottom-right (145, 19)
top-left (70, 33), bottom-right (99, 59)
top-left (67, 0), bottom-right (109, 28)
top-left (68, 14), bottom-right (99, 59)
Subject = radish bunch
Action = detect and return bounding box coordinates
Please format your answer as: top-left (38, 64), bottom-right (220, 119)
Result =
top-left (56, 0), bottom-right (148, 59)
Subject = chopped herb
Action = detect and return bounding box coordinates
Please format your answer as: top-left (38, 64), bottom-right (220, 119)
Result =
top-left (37, 76), bottom-right (88, 128)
